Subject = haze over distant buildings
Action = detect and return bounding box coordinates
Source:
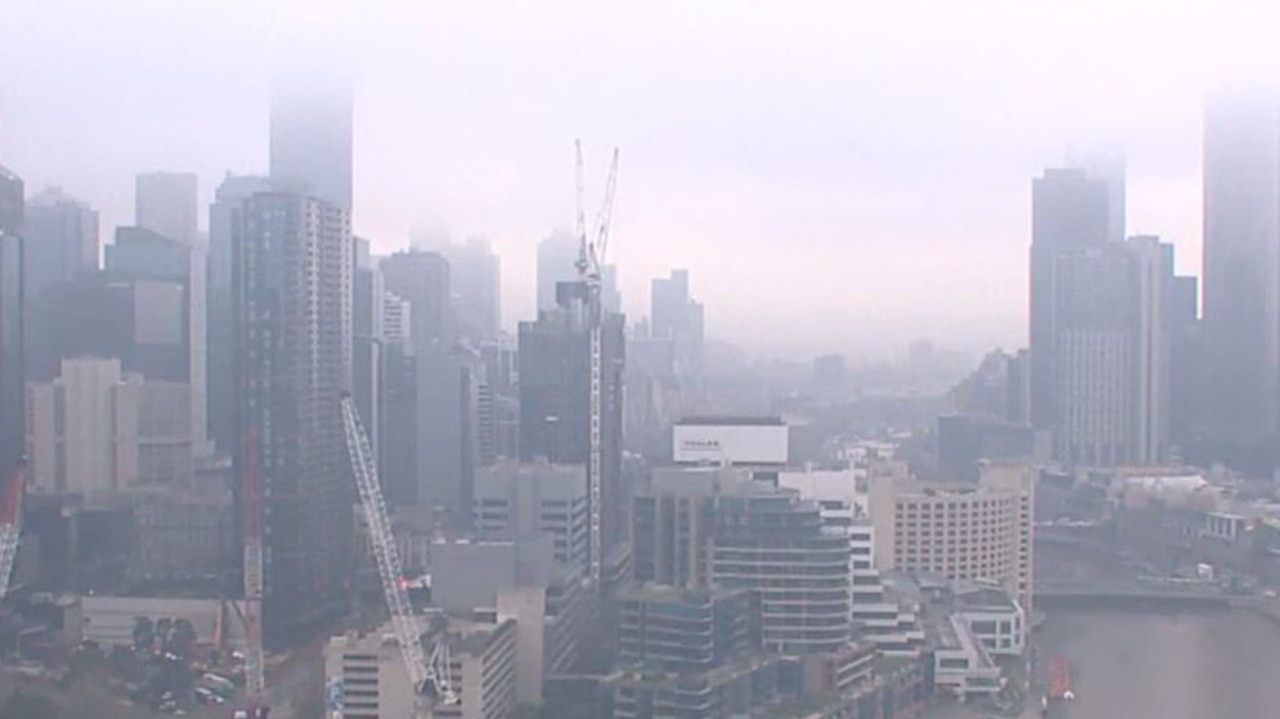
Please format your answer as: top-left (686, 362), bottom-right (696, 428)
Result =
top-left (1, 2), bottom-right (1278, 357)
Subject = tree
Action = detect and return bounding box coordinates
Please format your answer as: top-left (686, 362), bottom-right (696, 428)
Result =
top-left (132, 617), bottom-right (154, 652)
top-left (155, 618), bottom-right (173, 654)
top-left (169, 619), bottom-right (197, 660)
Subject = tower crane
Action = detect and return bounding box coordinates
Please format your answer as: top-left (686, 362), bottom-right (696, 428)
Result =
top-left (0, 458), bottom-right (26, 601)
top-left (240, 432), bottom-right (266, 719)
top-left (573, 140), bottom-right (619, 587)
top-left (341, 395), bottom-right (456, 719)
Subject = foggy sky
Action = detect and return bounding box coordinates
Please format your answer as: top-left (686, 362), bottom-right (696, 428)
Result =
top-left (2, 0), bottom-right (1278, 359)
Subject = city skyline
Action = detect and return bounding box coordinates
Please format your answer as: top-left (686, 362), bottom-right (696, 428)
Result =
top-left (3, 1), bottom-right (1278, 358)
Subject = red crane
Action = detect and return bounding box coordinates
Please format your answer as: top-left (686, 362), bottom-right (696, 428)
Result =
top-left (240, 432), bottom-right (266, 718)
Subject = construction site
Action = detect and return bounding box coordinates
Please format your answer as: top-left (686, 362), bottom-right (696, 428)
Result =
top-left (0, 141), bottom-right (621, 719)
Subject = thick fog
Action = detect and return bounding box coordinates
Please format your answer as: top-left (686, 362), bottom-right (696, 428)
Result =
top-left (1, 0), bottom-right (1277, 358)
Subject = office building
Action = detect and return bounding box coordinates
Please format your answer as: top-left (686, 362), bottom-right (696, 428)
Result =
top-left (127, 483), bottom-right (234, 584)
top-left (1169, 275), bottom-right (1203, 454)
top-left (0, 164), bottom-right (22, 475)
top-left (936, 415), bottom-right (1036, 483)
top-left (234, 191), bottom-right (353, 635)
top-left (431, 536), bottom-right (589, 680)
top-left (135, 171), bottom-right (198, 245)
top-left (613, 584), bottom-right (782, 719)
top-left (1128, 236), bottom-right (1174, 464)
top-left (353, 239), bottom-right (384, 462)
top-left (436, 618), bottom-right (518, 719)
top-left (380, 291), bottom-right (417, 508)
top-left (633, 467), bottom-right (854, 655)
top-left (479, 335), bottom-right (520, 463)
top-left (269, 79), bottom-right (354, 213)
top-left (617, 584), bottom-right (759, 672)
top-left (417, 344), bottom-right (485, 521)
top-left (26, 357), bottom-right (193, 494)
top-left (207, 174), bottom-right (272, 454)
top-left (1030, 167), bottom-right (1175, 467)
top-left (650, 269), bottom-right (705, 378)
top-left (107, 225), bottom-right (210, 452)
top-left (868, 462), bottom-right (1034, 613)
top-left (381, 250), bottom-right (451, 345)
top-left (1202, 92), bottom-right (1280, 458)
top-left (23, 186), bottom-right (99, 299)
top-left (519, 281), bottom-right (625, 554)
top-left (324, 627), bottom-right (418, 719)
top-left (441, 238), bottom-right (501, 341)
top-left (26, 272), bottom-right (187, 385)
top-left (473, 462), bottom-right (589, 571)
top-left (1029, 168), bottom-right (1111, 433)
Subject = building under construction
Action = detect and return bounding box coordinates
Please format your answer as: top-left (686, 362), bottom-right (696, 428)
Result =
top-left (517, 280), bottom-right (626, 561)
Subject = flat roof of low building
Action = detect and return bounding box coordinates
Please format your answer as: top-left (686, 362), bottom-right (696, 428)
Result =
top-left (676, 416), bottom-right (785, 426)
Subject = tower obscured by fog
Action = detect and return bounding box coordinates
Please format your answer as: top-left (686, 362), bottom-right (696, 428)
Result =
top-left (1029, 168), bottom-right (1174, 466)
top-left (650, 269), bottom-right (704, 379)
top-left (440, 237), bottom-right (501, 341)
top-left (0, 164), bottom-right (23, 474)
top-left (23, 186), bottom-right (99, 299)
top-left (135, 172), bottom-right (198, 246)
top-left (269, 79), bottom-right (354, 213)
top-left (536, 230), bottom-right (620, 315)
top-left (1202, 92), bottom-right (1280, 456)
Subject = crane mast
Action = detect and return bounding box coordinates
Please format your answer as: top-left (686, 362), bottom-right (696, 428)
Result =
top-left (341, 395), bottom-right (456, 718)
top-left (574, 143), bottom-right (619, 587)
top-left (0, 459), bottom-right (25, 601)
top-left (241, 433), bottom-right (266, 717)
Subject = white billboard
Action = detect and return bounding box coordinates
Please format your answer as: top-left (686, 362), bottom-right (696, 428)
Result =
top-left (673, 423), bottom-right (788, 465)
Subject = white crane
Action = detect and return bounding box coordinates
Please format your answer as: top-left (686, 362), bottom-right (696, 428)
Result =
top-left (341, 395), bottom-right (456, 718)
top-left (573, 140), bottom-right (619, 587)
top-left (0, 458), bottom-right (25, 601)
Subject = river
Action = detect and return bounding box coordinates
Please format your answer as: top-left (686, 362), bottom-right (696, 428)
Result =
top-left (1039, 608), bottom-right (1280, 719)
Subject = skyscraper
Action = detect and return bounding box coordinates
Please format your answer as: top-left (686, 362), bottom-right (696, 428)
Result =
top-left (651, 269), bottom-right (705, 378)
top-left (0, 164), bottom-right (23, 475)
top-left (109, 222), bottom-right (210, 453)
top-left (23, 186), bottom-right (99, 299)
top-left (208, 174), bottom-right (273, 455)
top-left (519, 281), bottom-right (625, 553)
top-left (352, 238), bottom-right (383, 467)
top-left (269, 80), bottom-right (354, 213)
top-left (1029, 168), bottom-right (1174, 466)
top-left (440, 238), bottom-right (501, 341)
top-left (233, 191), bottom-right (353, 636)
top-left (1029, 168), bottom-right (1111, 434)
top-left (1128, 236), bottom-right (1174, 465)
top-left (381, 250), bottom-right (451, 346)
top-left (1202, 92), bottom-right (1280, 454)
top-left (381, 249), bottom-right (469, 515)
top-left (135, 172), bottom-right (199, 245)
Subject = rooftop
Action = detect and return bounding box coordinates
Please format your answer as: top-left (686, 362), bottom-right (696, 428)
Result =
top-left (677, 416), bottom-right (785, 426)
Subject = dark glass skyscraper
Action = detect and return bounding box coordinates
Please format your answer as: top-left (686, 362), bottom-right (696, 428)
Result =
top-left (1028, 168), bottom-right (1111, 434)
top-left (0, 165), bottom-right (23, 474)
top-left (519, 281), bottom-right (625, 553)
top-left (233, 191), bottom-right (353, 639)
top-left (1202, 93), bottom-right (1280, 460)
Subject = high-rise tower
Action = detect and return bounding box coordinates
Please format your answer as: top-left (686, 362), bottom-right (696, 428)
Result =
top-left (1202, 92), bottom-right (1280, 455)
top-left (233, 191), bottom-right (353, 637)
